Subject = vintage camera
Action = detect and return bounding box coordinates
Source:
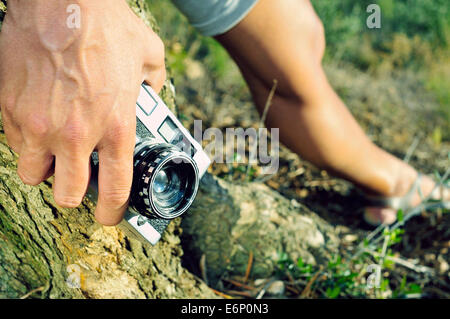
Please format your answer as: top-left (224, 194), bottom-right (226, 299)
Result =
top-left (87, 83), bottom-right (211, 245)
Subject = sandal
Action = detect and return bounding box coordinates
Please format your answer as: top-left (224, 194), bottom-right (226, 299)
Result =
top-left (361, 173), bottom-right (450, 226)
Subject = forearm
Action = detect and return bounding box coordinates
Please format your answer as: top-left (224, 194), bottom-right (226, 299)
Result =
top-left (5, 0), bottom-right (133, 45)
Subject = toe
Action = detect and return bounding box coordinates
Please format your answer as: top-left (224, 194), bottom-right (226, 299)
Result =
top-left (364, 207), bottom-right (397, 226)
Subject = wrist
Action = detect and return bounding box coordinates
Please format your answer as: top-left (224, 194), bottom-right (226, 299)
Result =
top-left (6, 0), bottom-right (90, 51)
top-left (7, 0), bottom-right (126, 13)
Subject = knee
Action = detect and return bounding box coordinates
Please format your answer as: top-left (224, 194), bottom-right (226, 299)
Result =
top-left (304, 8), bottom-right (326, 62)
top-left (288, 0), bottom-right (326, 63)
top-left (283, 4), bottom-right (327, 102)
top-left (313, 17), bottom-right (326, 61)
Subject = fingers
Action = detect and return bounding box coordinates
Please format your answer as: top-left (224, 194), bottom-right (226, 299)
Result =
top-left (2, 98), bottom-right (55, 183)
top-left (53, 153), bottom-right (91, 208)
top-left (0, 107), bottom-right (23, 153)
top-left (17, 144), bottom-right (54, 185)
top-left (143, 67), bottom-right (166, 94)
top-left (43, 162), bottom-right (56, 181)
top-left (95, 117), bottom-right (135, 226)
top-left (142, 30), bottom-right (166, 93)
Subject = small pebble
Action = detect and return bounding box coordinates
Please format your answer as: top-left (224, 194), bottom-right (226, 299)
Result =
top-left (254, 279), bottom-right (268, 287)
top-left (343, 234), bottom-right (358, 243)
top-left (438, 256), bottom-right (449, 274)
top-left (266, 280), bottom-right (285, 296)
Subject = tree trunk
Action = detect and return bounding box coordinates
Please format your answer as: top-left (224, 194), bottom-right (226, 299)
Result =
top-left (184, 174), bottom-right (339, 286)
top-left (0, 0), bottom-right (339, 299)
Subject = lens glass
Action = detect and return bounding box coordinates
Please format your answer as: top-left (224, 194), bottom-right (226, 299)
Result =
top-left (151, 159), bottom-right (197, 218)
top-left (153, 170), bottom-right (169, 193)
top-left (153, 165), bottom-right (184, 208)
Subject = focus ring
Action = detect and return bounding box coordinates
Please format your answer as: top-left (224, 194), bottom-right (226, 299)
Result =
top-left (131, 143), bottom-right (199, 219)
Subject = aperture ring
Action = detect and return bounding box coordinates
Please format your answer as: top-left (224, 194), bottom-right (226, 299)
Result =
top-left (131, 143), bottom-right (199, 219)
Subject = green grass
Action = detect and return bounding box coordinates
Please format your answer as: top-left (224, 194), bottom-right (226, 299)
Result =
top-left (276, 198), bottom-right (449, 299)
top-left (313, 0), bottom-right (450, 68)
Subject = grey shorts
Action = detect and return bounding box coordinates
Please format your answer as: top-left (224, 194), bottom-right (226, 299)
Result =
top-left (171, 0), bottom-right (259, 36)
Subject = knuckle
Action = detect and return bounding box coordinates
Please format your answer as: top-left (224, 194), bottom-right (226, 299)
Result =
top-left (26, 113), bottom-right (50, 138)
top-left (107, 117), bottom-right (134, 145)
top-left (114, 116), bottom-right (133, 132)
top-left (54, 193), bottom-right (82, 208)
top-left (1, 95), bottom-right (16, 114)
top-left (95, 215), bottom-right (122, 226)
top-left (6, 140), bottom-right (21, 154)
top-left (153, 35), bottom-right (166, 61)
top-left (146, 32), bottom-right (166, 67)
top-left (17, 169), bottom-right (41, 186)
top-left (100, 188), bottom-right (130, 207)
top-left (61, 120), bottom-right (90, 148)
top-left (2, 126), bottom-right (21, 151)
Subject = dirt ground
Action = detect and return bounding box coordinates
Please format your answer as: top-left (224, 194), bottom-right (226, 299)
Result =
top-left (171, 53), bottom-right (449, 297)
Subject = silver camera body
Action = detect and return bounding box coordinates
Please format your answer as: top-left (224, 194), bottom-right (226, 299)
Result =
top-left (87, 83), bottom-right (211, 245)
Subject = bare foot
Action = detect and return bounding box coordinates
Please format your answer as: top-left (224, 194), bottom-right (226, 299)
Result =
top-left (364, 170), bottom-right (449, 226)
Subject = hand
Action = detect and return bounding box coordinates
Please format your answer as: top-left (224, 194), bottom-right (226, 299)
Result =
top-left (0, 0), bottom-right (166, 225)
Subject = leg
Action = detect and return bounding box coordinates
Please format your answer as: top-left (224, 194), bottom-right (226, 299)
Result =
top-left (215, 0), bottom-right (443, 223)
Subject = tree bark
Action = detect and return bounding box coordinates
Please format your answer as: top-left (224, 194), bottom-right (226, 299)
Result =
top-left (0, 0), bottom-right (214, 299)
top-left (0, 0), bottom-right (339, 298)
top-left (184, 174), bottom-right (339, 285)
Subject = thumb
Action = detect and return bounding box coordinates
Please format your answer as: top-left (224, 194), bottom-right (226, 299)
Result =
top-left (142, 29), bottom-right (167, 93)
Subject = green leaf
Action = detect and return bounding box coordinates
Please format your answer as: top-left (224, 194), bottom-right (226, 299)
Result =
top-left (380, 278), bottom-right (390, 292)
top-left (326, 286), bottom-right (341, 299)
top-left (277, 251), bottom-right (289, 266)
top-left (397, 209), bottom-right (404, 222)
top-left (434, 170), bottom-right (442, 181)
top-left (406, 283), bottom-right (422, 294)
top-left (400, 276), bottom-right (407, 291)
top-left (302, 264), bottom-right (313, 274)
top-left (383, 258), bottom-right (394, 269)
top-left (393, 275), bottom-right (408, 298)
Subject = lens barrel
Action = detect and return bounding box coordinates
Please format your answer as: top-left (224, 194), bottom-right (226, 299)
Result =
top-left (130, 142), bottom-right (199, 220)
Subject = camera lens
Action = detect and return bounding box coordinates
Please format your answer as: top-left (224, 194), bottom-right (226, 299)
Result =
top-left (131, 143), bottom-right (199, 219)
top-left (152, 163), bottom-right (184, 209)
top-left (153, 170), bottom-right (170, 193)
